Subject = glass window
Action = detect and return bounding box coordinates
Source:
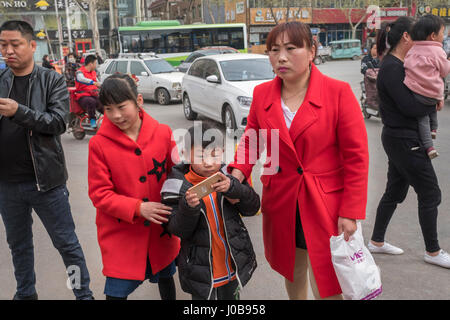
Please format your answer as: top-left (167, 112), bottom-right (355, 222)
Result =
top-left (185, 52), bottom-right (203, 63)
top-left (167, 32), bottom-right (180, 53)
top-left (220, 58), bottom-right (274, 81)
top-left (188, 60), bottom-right (207, 78)
top-left (192, 30), bottom-right (212, 50)
top-left (203, 60), bottom-right (220, 80)
top-left (144, 59), bottom-right (175, 74)
top-left (116, 61), bottom-right (128, 74)
top-left (130, 61), bottom-right (147, 75)
top-left (105, 61), bottom-right (117, 74)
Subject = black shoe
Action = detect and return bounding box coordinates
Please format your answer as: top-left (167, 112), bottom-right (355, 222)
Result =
top-left (13, 292), bottom-right (38, 300)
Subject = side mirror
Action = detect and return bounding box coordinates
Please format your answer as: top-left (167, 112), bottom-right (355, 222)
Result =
top-left (206, 75), bottom-right (219, 83)
top-left (140, 71), bottom-right (149, 77)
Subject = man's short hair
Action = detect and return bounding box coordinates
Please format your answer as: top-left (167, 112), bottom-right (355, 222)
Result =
top-left (84, 54), bottom-right (97, 66)
top-left (0, 20), bottom-right (35, 41)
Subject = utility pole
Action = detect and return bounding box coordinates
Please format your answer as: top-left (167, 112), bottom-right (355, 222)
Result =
top-left (64, 0), bottom-right (73, 53)
top-left (54, 0), bottom-right (64, 62)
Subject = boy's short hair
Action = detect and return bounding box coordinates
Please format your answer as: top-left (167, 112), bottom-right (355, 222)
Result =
top-left (184, 121), bottom-right (225, 154)
top-left (84, 54), bottom-right (97, 66)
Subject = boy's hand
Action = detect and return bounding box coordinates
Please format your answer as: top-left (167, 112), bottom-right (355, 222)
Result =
top-left (212, 172), bottom-right (231, 193)
top-left (185, 190), bottom-right (200, 208)
top-left (140, 202), bottom-right (172, 225)
top-left (437, 100), bottom-right (444, 111)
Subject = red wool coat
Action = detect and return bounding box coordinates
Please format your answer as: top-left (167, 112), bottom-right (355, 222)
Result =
top-left (88, 110), bottom-right (180, 280)
top-left (229, 64), bottom-right (369, 298)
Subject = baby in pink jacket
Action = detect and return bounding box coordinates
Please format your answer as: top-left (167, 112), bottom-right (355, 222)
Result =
top-left (404, 15), bottom-right (450, 159)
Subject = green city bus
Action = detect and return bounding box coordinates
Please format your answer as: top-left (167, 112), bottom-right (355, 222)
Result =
top-left (118, 21), bottom-right (248, 66)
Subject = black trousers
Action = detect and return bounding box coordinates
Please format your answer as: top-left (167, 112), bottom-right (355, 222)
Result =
top-left (371, 128), bottom-right (441, 253)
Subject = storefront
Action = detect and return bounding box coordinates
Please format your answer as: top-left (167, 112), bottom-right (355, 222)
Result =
top-left (0, 0), bottom-right (110, 62)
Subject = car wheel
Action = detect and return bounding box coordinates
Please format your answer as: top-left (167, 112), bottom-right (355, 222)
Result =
top-left (156, 88), bottom-right (170, 105)
top-left (314, 56), bottom-right (322, 65)
top-left (352, 55), bottom-right (360, 60)
top-left (223, 105), bottom-right (237, 136)
top-left (73, 129), bottom-right (86, 140)
top-left (183, 94), bottom-right (197, 120)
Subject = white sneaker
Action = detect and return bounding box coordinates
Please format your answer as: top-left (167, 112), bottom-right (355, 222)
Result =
top-left (367, 241), bottom-right (404, 255)
top-left (424, 250), bottom-right (450, 269)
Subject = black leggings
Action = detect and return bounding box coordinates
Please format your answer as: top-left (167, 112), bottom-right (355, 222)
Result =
top-left (371, 129), bottom-right (441, 253)
top-left (106, 276), bottom-right (176, 300)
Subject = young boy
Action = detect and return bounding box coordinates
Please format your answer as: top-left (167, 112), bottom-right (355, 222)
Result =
top-left (161, 121), bottom-right (260, 300)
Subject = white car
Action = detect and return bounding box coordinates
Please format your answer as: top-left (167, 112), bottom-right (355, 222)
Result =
top-left (182, 53), bottom-right (275, 132)
top-left (98, 55), bottom-right (184, 105)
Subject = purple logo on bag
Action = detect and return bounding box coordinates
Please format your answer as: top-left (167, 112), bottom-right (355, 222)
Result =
top-left (350, 249), bottom-right (365, 263)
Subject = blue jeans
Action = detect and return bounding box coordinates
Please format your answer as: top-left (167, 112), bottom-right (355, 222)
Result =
top-left (0, 181), bottom-right (93, 299)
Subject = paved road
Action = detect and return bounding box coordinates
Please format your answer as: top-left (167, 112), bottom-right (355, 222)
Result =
top-left (1, 60), bottom-right (449, 300)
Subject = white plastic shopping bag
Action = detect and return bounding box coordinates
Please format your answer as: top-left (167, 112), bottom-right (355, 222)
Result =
top-left (329, 222), bottom-right (382, 300)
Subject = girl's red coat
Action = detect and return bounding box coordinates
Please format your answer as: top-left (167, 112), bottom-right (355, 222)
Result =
top-left (88, 110), bottom-right (180, 280)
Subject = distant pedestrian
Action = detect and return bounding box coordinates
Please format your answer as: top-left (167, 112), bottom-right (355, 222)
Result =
top-left (361, 42), bottom-right (380, 75)
top-left (95, 52), bottom-right (103, 65)
top-left (0, 20), bottom-right (94, 300)
top-left (368, 17), bottom-right (450, 269)
top-left (42, 54), bottom-right (54, 70)
top-left (88, 73), bottom-right (180, 300)
top-left (403, 14), bottom-right (450, 159)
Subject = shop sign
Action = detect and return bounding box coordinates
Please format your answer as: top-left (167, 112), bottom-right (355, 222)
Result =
top-left (251, 7), bottom-right (312, 25)
top-left (0, 0), bottom-right (88, 11)
top-left (47, 29), bottom-right (92, 40)
top-left (418, 6), bottom-right (450, 20)
top-left (236, 1), bottom-right (244, 14)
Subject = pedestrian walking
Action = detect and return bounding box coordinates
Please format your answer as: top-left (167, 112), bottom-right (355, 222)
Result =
top-left (368, 17), bottom-right (450, 269)
top-left (162, 121), bottom-right (259, 300)
top-left (361, 43), bottom-right (380, 75)
top-left (42, 54), bottom-right (54, 70)
top-left (403, 14), bottom-right (450, 159)
top-left (0, 20), bottom-right (93, 300)
top-left (88, 73), bottom-right (180, 300)
top-left (229, 21), bottom-right (369, 299)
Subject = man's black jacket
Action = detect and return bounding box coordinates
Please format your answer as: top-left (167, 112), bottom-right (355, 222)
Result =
top-left (0, 65), bottom-right (69, 192)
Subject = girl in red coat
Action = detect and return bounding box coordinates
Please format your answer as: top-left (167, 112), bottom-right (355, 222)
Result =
top-left (88, 74), bottom-right (180, 300)
top-left (229, 22), bottom-right (369, 299)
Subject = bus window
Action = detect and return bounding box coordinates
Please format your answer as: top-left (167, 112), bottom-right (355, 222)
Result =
top-left (192, 29), bottom-right (212, 49)
top-left (179, 30), bottom-right (192, 52)
top-left (213, 30), bottom-right (229, 46)
top-left (167, 32), bottom-right (180, 53)
top-left (230, 31), bottom-right (244, 49)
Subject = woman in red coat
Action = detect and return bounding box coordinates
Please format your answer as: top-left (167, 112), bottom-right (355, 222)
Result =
top-left (229, 22), bottom-right (369, 299)
top-left (88, 74), bottom-right (180, 300)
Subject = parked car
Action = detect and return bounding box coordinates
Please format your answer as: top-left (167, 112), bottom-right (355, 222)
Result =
top-left (330, 39), bottom-right (362, 60)
top-left (98, 53), bottom-right (184, 105)
top-left (177, 46), bottom-right (240, 73)
top-left (182, 53), bottom-right (275, 133)
top-left (0, 53), bottom-right (6, 70)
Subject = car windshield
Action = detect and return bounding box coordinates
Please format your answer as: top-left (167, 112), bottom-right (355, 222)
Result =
top-left (220, 58), bottom-right (274, 81)
top-left (144, 59), bottom-right (176, 74)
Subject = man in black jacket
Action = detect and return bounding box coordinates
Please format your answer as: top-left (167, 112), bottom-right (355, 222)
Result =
top-left (0, 20), bottom-right (93, 300)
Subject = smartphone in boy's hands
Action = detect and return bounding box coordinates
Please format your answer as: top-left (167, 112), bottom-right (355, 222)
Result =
top-left (187, 172), bottom-right (224, 199)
